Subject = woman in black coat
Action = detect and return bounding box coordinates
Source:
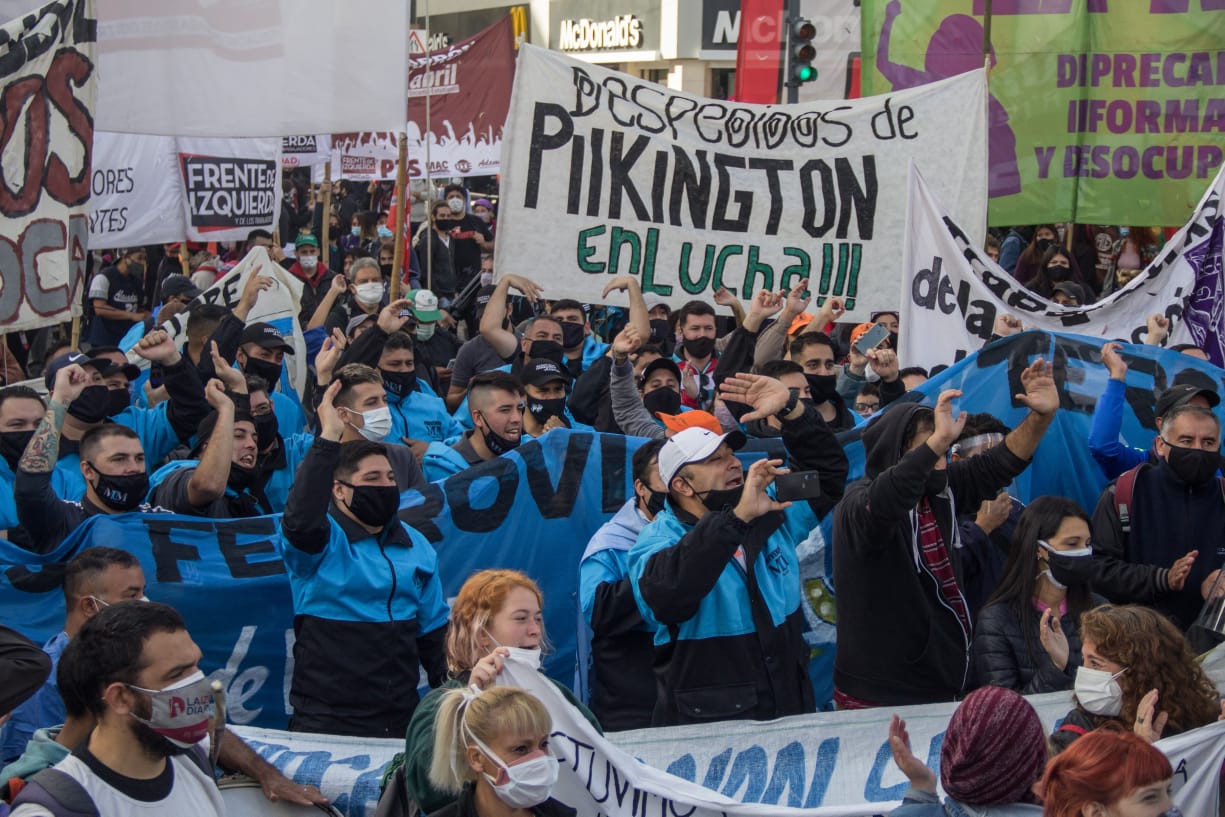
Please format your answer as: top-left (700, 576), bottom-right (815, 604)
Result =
top-left (973, 496), bottom-right (1104, 694)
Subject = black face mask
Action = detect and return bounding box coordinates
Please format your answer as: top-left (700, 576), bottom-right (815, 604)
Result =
top-left (925, 469), bottom-right (948, 495)
top-left (888, 331), bottom-right (899, 350)
top-left (243, 356), bottom-right (282, 391)
top-left (527, 397), bottom-right (567, 427)
top-left (381, 369), bottom-right (417, 399)
top-left (379, 263), bottom-right (394, 278)
top-left (87, 465), bottom-right (149, 512)
top-left (690, 481), bottom-right (744, 512)
top-left (105, 387), bottom-right (131, 418)
top-left (0, 430), bottom-right (34, 470)
top-left (340, 482), bottom-right (401, 529)
top-left (228, 462), bottom-right (260, 494)
top-left (649, 319), bottom-right (673, 346)
top-left (68, 385), bottom-right (112, 424)
top-left (475, 412), bottom-right (519, 456)
top-left (684, 336), bottom-right (715, 360)
top-left (527, 340), bottom-right (565, 366)
top-left (560, 322), bottom-right (585, 350)
top-left (1046, 551), bottom-right (1097, 588)
top-left (800, 397), bottom-right (817, 411)
top-left (805, 373), bottom-right (839, 403)
top-left (644, 488), bottom-right (667, 517)
top-left (1164, 443), bottom-right (1220, 486)
top-left (253, 413), bottom-right (279, 450)
top-left (1045, 264), bottom-right (1071, 282)
top-left (1035, 238), bottom-right (1054, 255)
top-left (642, 387), bottom-right (682, 417)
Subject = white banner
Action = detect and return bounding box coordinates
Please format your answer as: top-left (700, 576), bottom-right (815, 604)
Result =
top-left (494, 44), bottom-right (986, 320)
top-left (899, 163), bottom-right (1225, 373)
top-left (89, 134), bottom-right (283, 246)
top-left (281, 134), bottom-right (332, 171)
top-left (0, 0), bottom-right (96, 333)
top-left (95, 1), bottom-right (408, 137)
top-left (231, 655), bottom-right (1225, 817)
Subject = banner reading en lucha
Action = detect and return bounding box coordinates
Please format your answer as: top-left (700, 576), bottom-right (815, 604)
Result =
top-left (495, 44), bottom-right (987, 322)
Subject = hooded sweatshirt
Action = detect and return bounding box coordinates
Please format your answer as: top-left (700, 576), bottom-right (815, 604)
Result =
top-left (832, 403), bottom-right (1032, 705)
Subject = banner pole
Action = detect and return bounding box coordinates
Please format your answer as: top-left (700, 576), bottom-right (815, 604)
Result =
top-left (178, 241), bottom-right (190, 277)
top-left (982, 0), bottom-right (993, 61)
top-left (321, 162), bottom-right (332, 271)
top-left (424, 0), bottom-right (435, 293)
top-left (70, 316), bottom-right (80, 350)
top-left (391, 133), bottom-right (409, 302)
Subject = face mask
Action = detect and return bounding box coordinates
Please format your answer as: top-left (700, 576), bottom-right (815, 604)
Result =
top-left (1074, 665), bottom-right (1126, 716)
top-left (1046, 263), bottom-right (1071, 282)
top-left (476, 412), bottom-right (519, 456)
top-left (227, 462), bottom-right (260, 494)
top-left (416, 323), bottom-right (437, 342)
top-left (644, 488), bottom-right (667, 517)
top-left (527, 340), bottom-right (565, 366)
top-left (502, 645), bottom-right (543, 671)
top-left (688, 480), bottom-right (744, 512)
top-left (68, 385), bottom-right (112, 424)
top-left (462, 717), bottom-right (558, 809)
top-left (87, 465), bottom-right (149, 512)
top-left (351, 226), bottom-right (361, 237)
top-left (379, 262), bottom-right (394, 278)
top-left (377, 225), bottom-right (393, 239)
top-left (805, 373), bottom-right (839, 403)
top-left (380, 369), bottom-right (417, 399)
top-left (925, 469), bottom-right (948, 495)
top-left (299, 255), bottom-right (318, 271)
top-left (126, 261), bottom-right (145, 278)
top-left (649, 319), bottom-right (672, 345)
top-left (888, 331), bottom-right (900, 350)
top-left (684, 336), bottom-right (715, 359)
top-left (128, 670), bottom-right (214, 748)
top-left (106, 387), bottom-right (131, 418)
top-left (1036, 238), bottom-right (1054, 254)
top-left (242, 357), bottom-right (282, 391)
top-left (355, 282), bottom-right (384, 307)
top-left (1037, 569), bottom-right (1067, 591)
top-left (560, 322), bottom-right (585, 349)
top-left (345, 405), bottom-right (392, 442)
top-left (1163, 441), bottom-right (1220, 486)
top-left (476, 211), bottom-right (492, 223)
top-left (643, 387), bottom-right (682, 418)
top-left (1039, 541), bottom-right (1096, 588)
top-left (339, 481), bottom-right (401, 528)
top-left (253, 412), bottom-right (279, 449)
top-left (527, 397), bottom-right (567, 427)
top-left (447, 197), bottom-right (465, 213)
top-left (0, 429), bottom-right (34, 470)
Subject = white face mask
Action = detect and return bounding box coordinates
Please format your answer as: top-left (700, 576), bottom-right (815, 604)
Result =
top-left (354, 282), bottom-right (383, 307)
top-left (447, 197), bottom-right (465, 213)
top-left (1037, 569), bottom-right (1067, 591)
top-left (415, 322), bottom-right (437, 342)
top-left (346, 405), bottom-right (392, 442)
top-left (1074, 665), bottom-right (1126, 716)
top-left (464, 725), bottom-right (558, 809)
top-left (482, 629), bottom-right (543, 671)
top-left (299, 254), bottom-right (318, 270)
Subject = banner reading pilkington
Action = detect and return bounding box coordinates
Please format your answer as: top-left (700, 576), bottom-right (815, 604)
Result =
top-left (495, 44), bottom-right (987, 320)
top-left (0, 0), bottom-right (96, 333)
top-left (899, 163), bottom-right (1225, 373)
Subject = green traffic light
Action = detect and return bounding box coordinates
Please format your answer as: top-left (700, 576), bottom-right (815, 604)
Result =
top-left (796, 65), bottom-right (817, 82)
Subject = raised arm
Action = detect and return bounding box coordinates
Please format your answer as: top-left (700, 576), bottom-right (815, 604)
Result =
top-left (281, 381), bottom-right (344, 555)
top-left (185, 380), bottom-right (237, 508)
top-left (481, 274), bottom-right (542, 359)
top-left (601, 275), bottom-right (650, 340)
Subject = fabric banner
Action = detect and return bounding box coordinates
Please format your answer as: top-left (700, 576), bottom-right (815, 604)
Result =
top-left (734, 0), bottom-right (784, 104)
top-left (89, 134), bottom-right (283, 247)
top-left (281, 134), bottom-right (332, 171)
top-left (95, 1), bottom-right (408, 137)
top-left (326, 16), bottom-right (517, 182)
top-left (861, 1), bottom-right (1225, 226)
top-left (494, 44), bottom-right (986, 321)
top-left (899, 163), bottom-right (1225, 372)
top-left (0, 0), bottom-right (96, 333)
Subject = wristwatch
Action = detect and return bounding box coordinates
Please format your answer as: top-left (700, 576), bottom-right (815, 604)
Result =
top-left (776, 388), bottom-right (800, 420)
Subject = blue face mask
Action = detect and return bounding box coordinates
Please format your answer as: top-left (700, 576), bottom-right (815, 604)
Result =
top-left (350, 226), bottom-right (361, 237)
top-left (377, 225), bottom-right (393, 239)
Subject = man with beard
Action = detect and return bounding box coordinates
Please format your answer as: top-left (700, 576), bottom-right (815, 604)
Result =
top-left (9, 602), bottom-right (328, 814)
top-left (628, 373), bottom-right (848, 725)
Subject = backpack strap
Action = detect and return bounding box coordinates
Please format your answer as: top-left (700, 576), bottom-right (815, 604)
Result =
top-left (1114, 463), bottom-right (1146, 535)
top-left (184, 743), bottom-right (215, 779)
top-left (10, 768), bottom-right (98, 817)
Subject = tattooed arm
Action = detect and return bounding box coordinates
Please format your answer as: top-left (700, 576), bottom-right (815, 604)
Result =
top-left (20, 364), bottom-right (90, 473)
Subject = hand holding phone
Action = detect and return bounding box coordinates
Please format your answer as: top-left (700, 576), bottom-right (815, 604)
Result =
top-left (774, 470), bottom-right (822, 502)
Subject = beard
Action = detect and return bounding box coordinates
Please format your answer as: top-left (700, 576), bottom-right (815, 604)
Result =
top-left (129, 698), bottom-right (188, 759)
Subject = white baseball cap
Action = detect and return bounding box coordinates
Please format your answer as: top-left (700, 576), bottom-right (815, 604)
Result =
top-left (657, 426), bottom-right (746, 486)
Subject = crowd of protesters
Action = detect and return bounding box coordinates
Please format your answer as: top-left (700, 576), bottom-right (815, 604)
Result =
top-left (0, 183), bottom-right (1217, 817)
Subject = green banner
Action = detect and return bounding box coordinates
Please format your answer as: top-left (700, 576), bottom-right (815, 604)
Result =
top-left (861, 0), bottom-right (1225, 227)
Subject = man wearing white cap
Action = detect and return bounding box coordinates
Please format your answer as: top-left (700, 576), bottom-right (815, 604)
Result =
top-left (405, 288), bottom-right (462, 392)
top-left (627, 372), bottom-right (847, 726)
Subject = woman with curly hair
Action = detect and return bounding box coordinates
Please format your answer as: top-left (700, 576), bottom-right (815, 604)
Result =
top-left (1051, 604), bottom-right (1222, 752)
top-left (1040, 727), bottom-right (1174, 817)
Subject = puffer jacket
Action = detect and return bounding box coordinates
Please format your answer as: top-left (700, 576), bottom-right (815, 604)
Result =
top-left (972, 598), bottom-right (1104, 694)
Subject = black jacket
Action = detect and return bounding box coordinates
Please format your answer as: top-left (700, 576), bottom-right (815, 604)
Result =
top-left (972, 597), bottom-right (1101, 694)
top-left (568, 356), bottom-right (618, 433)
top-left (427, 784), bottom-right (575, 817)
top-left (832, 403), bottom-right (1033, 705)
top-left (1090, 460), bottom-right (1225, 628)
top-left (0, 625), bottom-right (51, 714)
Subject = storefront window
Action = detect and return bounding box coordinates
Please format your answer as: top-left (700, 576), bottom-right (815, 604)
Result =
top-left (641, 68), bottom-right (668, 85)
top-left (711, 68), bottom-right (735, 100)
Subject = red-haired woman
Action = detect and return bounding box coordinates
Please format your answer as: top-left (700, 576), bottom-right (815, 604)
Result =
top-left (1040, 727), bottom-right (1175, 817)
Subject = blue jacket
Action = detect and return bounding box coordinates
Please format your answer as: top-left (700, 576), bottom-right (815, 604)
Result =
top-left (278, 437), bottom-right (449, 737)
top-left (421, 440), bottom-right (473, 482)
top-left (628, 404), bottom-right (848, 725)
top-left (890, 787), bottom-right (1043, 817)
top-left (0, 632), bottom-right (68, 765)
top-left (388, 388), bottom-right (464, 445)
top-left (1087, 377), bottom-right (1148, 480)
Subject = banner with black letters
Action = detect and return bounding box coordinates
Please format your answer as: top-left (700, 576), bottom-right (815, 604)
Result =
top-left (495, 44), bottom-right (986, 321)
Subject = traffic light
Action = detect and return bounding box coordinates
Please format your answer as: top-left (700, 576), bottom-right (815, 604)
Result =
top-left (786, 18), bottom-right (817, 87)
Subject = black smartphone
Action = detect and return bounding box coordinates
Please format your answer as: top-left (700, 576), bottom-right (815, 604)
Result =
top-left (775, 470), bottom-right (822, 502)
top-left (853, 322), bottom-right (890, 356)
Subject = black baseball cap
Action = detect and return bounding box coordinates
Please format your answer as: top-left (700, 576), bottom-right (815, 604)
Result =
top-left (160, 274), bottom-right (202, 301)
top-left (521, 358), bottom-right (570, 388)
top-left (1051, 282), bottom-right (1086, 304)
top-left (240, 322), bottom-right (295, 354)
top-left (1155, 383), bottom-right (1220, 418)
top-left (43, 351), bottom-right (107, 391)
top-left (75, 346), bottom-right (139, 382)
top-left (639, 357), bottom-right (681, 387)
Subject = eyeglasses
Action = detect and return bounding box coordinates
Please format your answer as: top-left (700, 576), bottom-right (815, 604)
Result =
top-left (854, 402), bottom-right (880, 412)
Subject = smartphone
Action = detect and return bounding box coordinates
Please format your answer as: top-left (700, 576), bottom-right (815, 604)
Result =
top-left (774, 470), bottom-right (822, 502)
top-left (853, 323), bottom-right (891, 356)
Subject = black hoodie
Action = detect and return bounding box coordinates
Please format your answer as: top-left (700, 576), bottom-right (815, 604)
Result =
top-left (832, 402), bottom-right (1033, 705)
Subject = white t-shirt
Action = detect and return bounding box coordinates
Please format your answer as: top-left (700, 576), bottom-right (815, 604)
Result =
top-left (11, 751), bottom-right (225, 816)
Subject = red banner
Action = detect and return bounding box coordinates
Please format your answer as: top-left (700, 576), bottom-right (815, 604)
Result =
top-left (734, 0), bottom-right (784, 103)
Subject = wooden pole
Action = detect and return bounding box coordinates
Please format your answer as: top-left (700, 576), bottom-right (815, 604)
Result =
top-left (178, 241), bottom-right (190, 276)
top-left (321, 162), bottom-right (332, 270)
top-left (390, 132), bottom-right (409, 301)
top-left (70, 316), bottom-right (80, 349)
